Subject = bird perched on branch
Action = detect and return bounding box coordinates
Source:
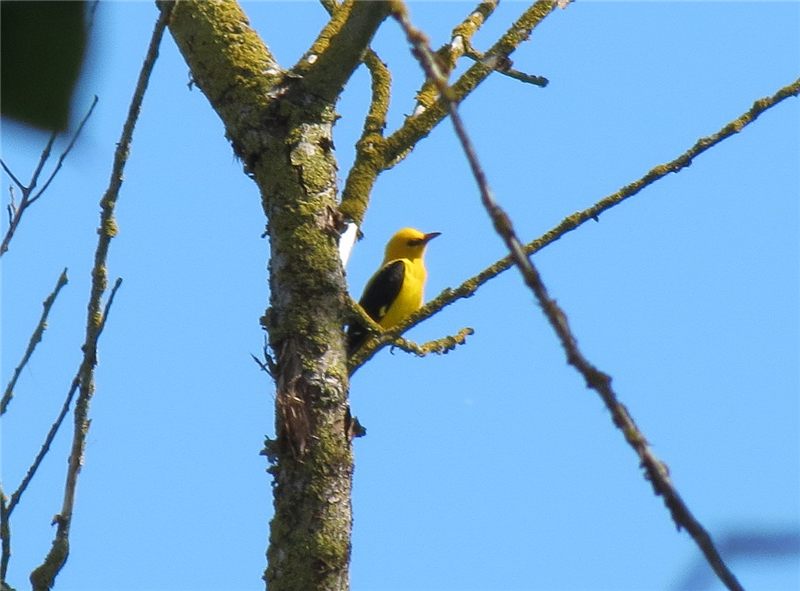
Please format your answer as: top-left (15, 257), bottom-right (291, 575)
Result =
top-left (347, 227), bottom-right (440, 356)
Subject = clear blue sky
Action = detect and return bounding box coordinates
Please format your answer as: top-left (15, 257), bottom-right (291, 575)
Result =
top-left (2, 2), bottom-right (798, 590)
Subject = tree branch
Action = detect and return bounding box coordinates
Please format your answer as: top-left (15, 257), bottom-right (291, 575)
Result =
top-left (28, 97), bottom-right (99, 207)
top-left (294, 0), bottom-right (391, 103)
top-left (390, 4), bottom-right (754, 590)
top-left (347, 74), bottom-right (800, 379)
top-left (384, 0), bottom-right (556, 169)
top-left (404, 75), bottom-right (800, 328)
top-left (29, 4), bottom-right (169, 588)
top-left (347, 295), bottom-right (473, 373)
top-left (157, 0), bottom-right (284, 173)
top-left (318, 0), bottom-right (393, 239)
top-left (8, 371), bottom-right (80, 519)
top-left (337, 0), bottom-right (556, 230)
top-left (338, 49), bottom-right (392, 229)
top-left (0, 98), bottom-right (96, 258)
top-left (0, 492), bottom-right (9, 589)
top-left (1, 268), bottom-right (69, 416)
top-left (22, 279), bottom-right (122, 591)
top-left (1, 160), bottom-right (25, 193)
top-left (463, 44), bottom-right (548, 87)
top-left (349, 327), bottom-right (474, 374)
top-left (413, 0), bottom-right (501, 112)
top-left (166, 3), bottom-right (379, 588)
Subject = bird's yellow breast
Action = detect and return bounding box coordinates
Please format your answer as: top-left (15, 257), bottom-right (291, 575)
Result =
top-left (378, 258), bottom-right (426, 328)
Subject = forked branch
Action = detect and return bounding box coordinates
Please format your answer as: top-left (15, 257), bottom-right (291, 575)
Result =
top-left (339, 0), bottom-right (555, 229)
top-left (1, 98), bottom-right (98, 257)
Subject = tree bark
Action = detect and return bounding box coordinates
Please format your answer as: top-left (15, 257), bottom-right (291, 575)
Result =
top-left (160, 2), bottom-right (389, 589)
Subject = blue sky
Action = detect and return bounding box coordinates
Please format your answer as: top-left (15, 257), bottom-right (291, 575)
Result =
top-left (2, 2), bottom-right (798, 590)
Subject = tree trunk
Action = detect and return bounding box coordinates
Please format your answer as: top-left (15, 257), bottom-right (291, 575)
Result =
top-left (160, 1), bottom-right (389, 589)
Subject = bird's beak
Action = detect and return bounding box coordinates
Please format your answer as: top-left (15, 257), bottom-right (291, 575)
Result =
top-left (423, 232), bottom-right (441, 244)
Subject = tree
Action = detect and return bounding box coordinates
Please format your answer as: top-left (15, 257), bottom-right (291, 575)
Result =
top-left (2, 2), bottom-right (798, 590)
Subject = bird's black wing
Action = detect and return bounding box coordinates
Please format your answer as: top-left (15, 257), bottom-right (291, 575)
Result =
top-left (347, 260), bottom-right (405, 356)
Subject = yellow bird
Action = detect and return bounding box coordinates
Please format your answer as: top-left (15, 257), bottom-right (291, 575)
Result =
top-left (347, 227), bottom-right (440, 355)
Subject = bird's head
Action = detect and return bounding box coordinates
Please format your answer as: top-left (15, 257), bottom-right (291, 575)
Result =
top-left (384, 227), bottom-right (440, 262)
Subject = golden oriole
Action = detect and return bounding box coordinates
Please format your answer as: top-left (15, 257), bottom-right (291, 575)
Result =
top-left (347, 227), bottom-right (440, 355)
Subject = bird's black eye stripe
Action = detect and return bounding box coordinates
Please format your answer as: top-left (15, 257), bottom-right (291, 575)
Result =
top-left (408, 238), bottom-right (424, 246)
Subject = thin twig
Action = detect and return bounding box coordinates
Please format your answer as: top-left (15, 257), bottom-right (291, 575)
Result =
top-left (0, 98), bottom-right (98, 257)
top-left (1, 161), bottom-right (25, 193)
top-left (390, 3), bottom-right (748, 590)
top-left (7, 378), bottom-right (81, 519)
top-left (29, 7), bottom-right (171, 591)
top-left (0, 490), bottom-right (9, 587)
top-left (6, 186), bottom-right (16, 228)
top-left (26, 136), bottom-right (57, 196)
top-left (381, 75), bottom-right (800, 342)
top-left (348, 327), bottom-right (473, 374)
top-left (1, 269), bottom-right (69, 416)
top-left (29, 97), bottom-right (99, 206)
top-left (463, 45), bottom-right (548, 87)
top-left (2, 277), bottom-right (121, 585)
top-left (0, 135), bottom-right (55, 257)
top-left (24, 275), bottom-right (123, 590)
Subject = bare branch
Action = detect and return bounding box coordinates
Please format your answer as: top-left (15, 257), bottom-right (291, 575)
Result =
top-left (0, 490), bottom-right (9, 586)
top-left (8, 377), bottom-right (80, 519)
top-left (392, 329), bottom-right (473, 357)
top-left (463, 44), bottom-right (548, 87)
top-left (405, 75), bottom-right (800, 326)
top-left (0, 133), bottom-right (55, 257)
top-left (29, 6), bottom-right (170, 589)
top-left (1, 268), bottom-right (69, 416)
top-left (4, 278), bottom-right (122, 588)
top-left (26, 135), bottom-right (57, 196)
top-left (1, 160), bottom-right (25, 192)
top-left (6, 186), bottom-right (17, 227)
top-left (29, 97), bottom-right (99, 206)
top-left (316, 0), bottom-right (392, 235)
top-left (390, 3), bottom-right (751, 590)
top-left (0, 98), bottom-right (97, 257)
top-left (27, 275), bottom-right (124, 590)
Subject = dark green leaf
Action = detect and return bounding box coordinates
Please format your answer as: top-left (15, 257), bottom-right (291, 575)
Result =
top-left (1, 1), bottom-right (87, 132)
